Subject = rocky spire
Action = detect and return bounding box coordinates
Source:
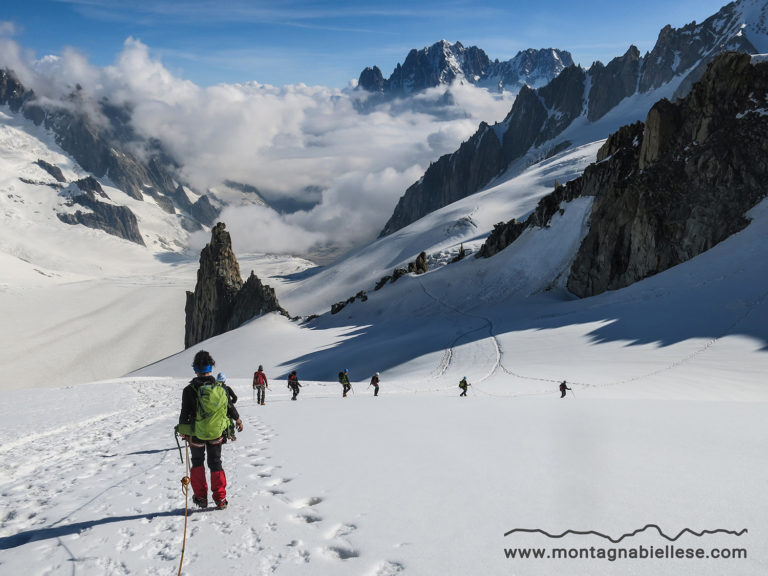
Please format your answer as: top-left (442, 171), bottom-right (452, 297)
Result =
top-left (184, 222), bottom-right (288, 348)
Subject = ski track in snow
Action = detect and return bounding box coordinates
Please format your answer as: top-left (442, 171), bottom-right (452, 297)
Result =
top-left (0, 382), bottom-right (406, 575)
top-left (419, 280), bottom-right (519, 392)
top-left (419, 275), bottom-right (768, 397)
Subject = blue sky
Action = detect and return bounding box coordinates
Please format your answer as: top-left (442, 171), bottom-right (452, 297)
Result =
top-left (2, 0), bottom-right (733, 87)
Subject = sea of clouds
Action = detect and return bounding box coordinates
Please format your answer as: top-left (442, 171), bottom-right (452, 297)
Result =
top-left (1, 34), bottom-right (516, 260)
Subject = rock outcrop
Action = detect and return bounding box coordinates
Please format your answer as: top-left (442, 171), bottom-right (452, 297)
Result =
top-left (75, 176), bottom-right (109, 198)
top-left (185, 222), bottom-right (288, 348)
top-left (35, 159), bottom-right (66, 183)
top-left (58, 190), bottom-right (145, 246)
top-left (227, 272), bottom-right (289, 330)
top-left (568, 52), bottom-right (768, 297)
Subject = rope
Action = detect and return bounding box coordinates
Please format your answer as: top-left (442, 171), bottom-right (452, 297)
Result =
top-left (177, 440), bottom-right (190, 576)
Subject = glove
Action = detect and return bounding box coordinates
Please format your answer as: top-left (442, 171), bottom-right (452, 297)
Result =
top-left (236, 418), bottom-right (244, 432)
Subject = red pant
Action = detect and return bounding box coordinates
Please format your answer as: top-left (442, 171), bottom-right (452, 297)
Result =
top-left (189, 437), bottom-right (227, 502)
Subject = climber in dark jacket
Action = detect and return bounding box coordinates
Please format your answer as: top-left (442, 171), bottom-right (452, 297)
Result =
top-left (178, 350), bottom-right (243, 509)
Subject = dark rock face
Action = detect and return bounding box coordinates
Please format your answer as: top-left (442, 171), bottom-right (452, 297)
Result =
top-left (379, 2), bottom-right (766, 237)
top-left (190, 195), bottom-right (219, 227)
top-left (75, 176), bottom-right (108, 198)
top-left (0, 69), bottom-right (33, 112)
top-left (381, 122), bottom-right (503, 236)
top-left (35, 160), bottom-right (66, 183)
top-left (58, 192), bottom-right (145, 246)
top-left (185, 222), bottom-right (288, 348)
top-left (587, 46), bottom-right (641, 121)
top-left (357, 41), bottom-right (572, 94)
top-left (358, 66), bottom-right (386, 92)
top-left (567, 53), bottom-right (768, 297)
top-left (408, 251), bottom-right (428, 274)
top-left (536, 65), bottom-right (587, 141)
top-left (227, 272), bottom-right (289, 330)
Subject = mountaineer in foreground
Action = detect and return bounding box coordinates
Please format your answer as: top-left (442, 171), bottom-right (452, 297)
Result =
top-left (177, 350), bottom-right (243, 510)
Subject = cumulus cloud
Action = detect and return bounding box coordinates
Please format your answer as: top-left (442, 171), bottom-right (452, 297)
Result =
top-left (1, 36), bottom-right (516, 260)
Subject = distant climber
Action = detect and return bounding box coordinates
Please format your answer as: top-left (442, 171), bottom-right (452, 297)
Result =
top-left (253, 365), bottom-right (269, 405)
top-left (559, 380), bottom-right (572, 398)
top-left (288, 370), bottom-right (301, 401)
top-left (459, 376), bottom-right (470, 397)
top-left (370, 372), bottom-right (380, 396)
top-left (339, 368), bottom-right (352, 397)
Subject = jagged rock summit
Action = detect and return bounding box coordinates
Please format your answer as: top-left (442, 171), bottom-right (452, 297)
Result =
top-left (357, 40), bottom-right (573, 94)
top-left (184, 222), bottom-right (288, 348)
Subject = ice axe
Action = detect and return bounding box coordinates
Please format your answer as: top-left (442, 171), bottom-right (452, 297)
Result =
top-left (173, 427), bottom-right (184, 464)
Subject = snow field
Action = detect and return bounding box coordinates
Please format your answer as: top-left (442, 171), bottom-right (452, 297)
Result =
top-left (0, 378), bottom-right (765, 575)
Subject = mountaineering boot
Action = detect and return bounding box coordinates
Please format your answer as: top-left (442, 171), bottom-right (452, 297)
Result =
top-left (211, 469), bottom-right (227, 504)
top-left (215, 498), bottom-right (229, 510)
top-left (190, 466), bottom-right (208, 504)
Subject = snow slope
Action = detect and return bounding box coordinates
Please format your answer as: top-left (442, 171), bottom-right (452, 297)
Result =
top-left (4, 110), bottom-right (767, 575)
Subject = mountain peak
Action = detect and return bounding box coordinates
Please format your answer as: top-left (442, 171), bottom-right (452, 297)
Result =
top-left (357, 42), bottom-right (573, 94)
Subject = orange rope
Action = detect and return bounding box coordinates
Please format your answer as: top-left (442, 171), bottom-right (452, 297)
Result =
top-left (177, 440), bottom-right (190, 576)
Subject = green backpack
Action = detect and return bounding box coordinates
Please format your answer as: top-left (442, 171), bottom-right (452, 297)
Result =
top-left (194, 382), bottom-right (230, 441)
